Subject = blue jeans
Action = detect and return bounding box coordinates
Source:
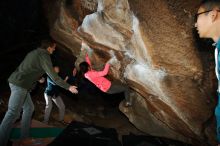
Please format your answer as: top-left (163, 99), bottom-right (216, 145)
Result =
top-left (0, 83), bottom-right (34, 146)
top-left (215, 92), bottom-right (220, 143)
top-left (43, 93), bottom-right (65, 123)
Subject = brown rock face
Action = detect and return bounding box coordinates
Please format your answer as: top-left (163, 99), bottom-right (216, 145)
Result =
top-left (43, 0), bottom-right (216, 145)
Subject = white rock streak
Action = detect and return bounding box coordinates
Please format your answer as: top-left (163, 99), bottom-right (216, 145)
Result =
top-left (80, 0), bottom-right (168, 102)
top-left (80, 13), bottom-right (125, 51)
top-left (124, 15), bottom-right (167, 101)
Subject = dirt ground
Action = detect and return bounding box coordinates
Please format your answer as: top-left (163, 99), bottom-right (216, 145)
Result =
top-left (0, 84), bottom-right (193, 146)
top-left (0, 84), bottom-right (142, 142)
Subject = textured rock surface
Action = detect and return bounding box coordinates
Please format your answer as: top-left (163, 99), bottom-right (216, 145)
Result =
top-left (43, 0), bottom-right (217, 145)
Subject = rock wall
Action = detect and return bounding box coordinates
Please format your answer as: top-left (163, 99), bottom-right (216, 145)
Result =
top-left (43, 0), bottom-right (217, 145)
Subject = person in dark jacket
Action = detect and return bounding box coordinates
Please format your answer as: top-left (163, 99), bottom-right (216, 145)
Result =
top-left (43, 66), bottom-right (66, 124)
top-left (65, 67), bottom-right (77, 85)
top-left (0, 39), bottom-right (78, 146)
top-left (63, 67), bottom-right (80, 100)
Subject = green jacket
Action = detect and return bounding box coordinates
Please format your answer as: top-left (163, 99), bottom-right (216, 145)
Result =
top-left (8, 48), bottom-right (70, 90)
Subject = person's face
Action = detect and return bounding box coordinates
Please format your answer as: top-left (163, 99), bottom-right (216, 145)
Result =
top-left (47, 43), bottom-right (56, 54)
top-left (72, 68), bottom-right (77, 76)
top-left (195, 7), bottom-right (213, 38)
top-left (54, 66), bottom-right (60, 73)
